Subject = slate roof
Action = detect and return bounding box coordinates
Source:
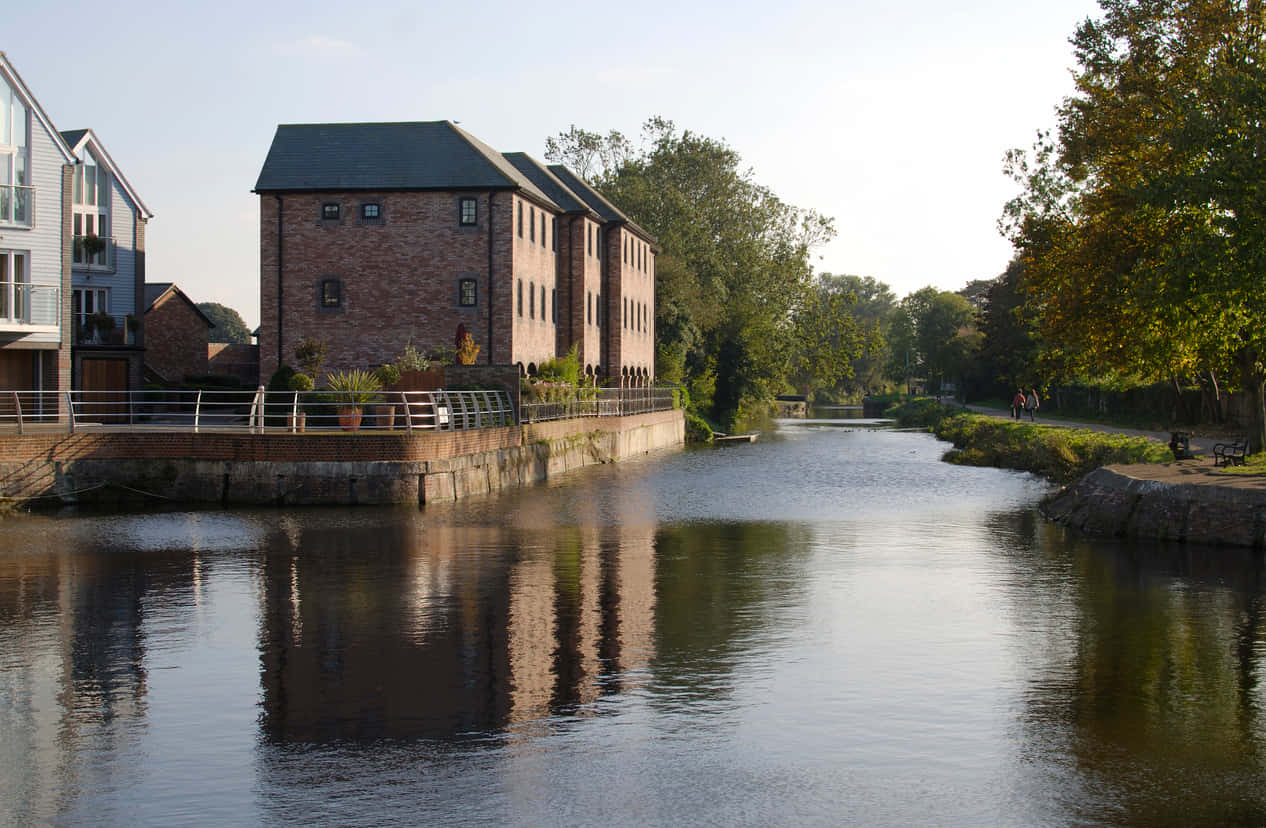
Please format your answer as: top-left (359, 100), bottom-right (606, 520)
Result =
top-left (501, 153), bottom-right (595, 216)
top-left (254, 121), bottom-right (557, 207)
top-left (547, 165), bottom-right (655, 243)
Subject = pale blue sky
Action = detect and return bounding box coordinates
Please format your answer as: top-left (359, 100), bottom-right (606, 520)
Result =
top-left (7, 0), bottom-right (1101, 328)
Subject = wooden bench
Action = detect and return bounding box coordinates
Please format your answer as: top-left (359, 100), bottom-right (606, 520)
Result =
top-left (1213, 436), bottom-right (1249, 467)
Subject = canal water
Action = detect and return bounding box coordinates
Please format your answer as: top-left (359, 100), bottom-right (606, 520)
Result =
top-left (2, 418), bottom-right (1265, 826)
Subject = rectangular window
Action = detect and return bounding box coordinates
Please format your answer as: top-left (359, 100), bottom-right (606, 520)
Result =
top-left (540, 214), bottom-right (546, 248)
top-left (529, 206), bottom-right (535, 242)
top-left (459, 278), bottom-right (477, 307)
top-left (529, 282), bottom-right (535, 319)
top-left (596, 229), bottom-right (601, 260)
top-left (361, 203), bottom-right (380, 220)
top-left (517, 202), bottom-right (523, 238)
top-left (540, 285), bottom-right (546, 322)
top-left (322, 203), bottom-right (340, 221)
top-left (552, 218), bottom-right (558, 252)
top-left (587, 224), bottom-right (592, 256)
top-left (320, 278), bottom-right (342, 308)
top-left (587, 291), bottom-right (591, 325)
top-left (517, 280), bottom-right (523, 316)
top-left (460, 197), bottom-right (477, 226)
top-left (551, 288), bottom-right (556, 323)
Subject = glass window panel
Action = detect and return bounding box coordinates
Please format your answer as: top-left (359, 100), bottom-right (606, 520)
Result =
top-left (14, 100), bottom-right (25, 148)
top-left (0, 83), bottom-right (10, 145)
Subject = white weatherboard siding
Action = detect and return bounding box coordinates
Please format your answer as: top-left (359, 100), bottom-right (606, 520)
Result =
top-left (108, 176), bottom-right (135, 317)
top-left (1, 114), bottom-right (65, 346)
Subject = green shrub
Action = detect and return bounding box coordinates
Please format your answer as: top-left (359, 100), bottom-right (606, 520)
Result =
top-left (288, 373), bottom-right (314, 392)
top-left (685, 412), bottom-right (714, 443)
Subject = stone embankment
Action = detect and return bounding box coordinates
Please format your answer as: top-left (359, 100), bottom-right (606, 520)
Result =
top-left (1042, 462), bottom-right (1266, 549)
top-left (0, 409), bottom-right (684, 509)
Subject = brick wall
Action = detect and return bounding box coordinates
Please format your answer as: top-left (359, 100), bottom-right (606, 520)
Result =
top-left (262, 190), bottom-right (515, 380)
top-left (146, 293), bottom-right (209, 382)
top-left (208, 343), bottom-right (260, 386)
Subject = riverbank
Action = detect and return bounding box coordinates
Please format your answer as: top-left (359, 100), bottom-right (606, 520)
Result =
top-left (887, 398), bottom-right (1172, 484)
top-left (0, 409), bottom-right (684, 509)
top-left (1042, 460), bottom-right (1266, 548)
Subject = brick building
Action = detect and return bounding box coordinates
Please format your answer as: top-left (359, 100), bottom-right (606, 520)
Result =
top-left (143, 282), bottom-right (211, 383)
top-left (253, 121), bottom-right (655, 385)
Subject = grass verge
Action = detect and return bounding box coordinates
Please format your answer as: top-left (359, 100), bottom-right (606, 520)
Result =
top-left (888, 398), bottom-right (1173, 484)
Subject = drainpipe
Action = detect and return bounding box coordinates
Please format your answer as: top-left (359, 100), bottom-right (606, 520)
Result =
top-left (486, 191), bottom-right (494, 364)
top-left (275, 195), bottom-right (284, 371)
top-left (601, 224), bottom-right (610, 383)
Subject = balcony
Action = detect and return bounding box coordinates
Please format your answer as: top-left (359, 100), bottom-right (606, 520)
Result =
top-left (74, 311), bottom-right (137, 346)
top-left (73, 235), bottom-right (117, 273)
top-left (0, 185), bottom-right (35, 229)
top-left (0, 282), bottom-right (61, 333)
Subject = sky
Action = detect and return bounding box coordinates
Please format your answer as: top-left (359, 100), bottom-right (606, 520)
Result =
top-left (7, 0), bottom-right (1103, 330)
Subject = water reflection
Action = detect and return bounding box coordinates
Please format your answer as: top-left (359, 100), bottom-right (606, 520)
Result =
top-left (3, 423), bottom-right (1266, 824)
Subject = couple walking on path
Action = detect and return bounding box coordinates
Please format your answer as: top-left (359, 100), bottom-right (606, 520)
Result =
top-left (1011, 389), bottom-right (1040, 421)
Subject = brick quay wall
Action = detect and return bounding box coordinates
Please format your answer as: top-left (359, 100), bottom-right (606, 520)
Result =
top-left (0, 409), bottom-right (684, 508)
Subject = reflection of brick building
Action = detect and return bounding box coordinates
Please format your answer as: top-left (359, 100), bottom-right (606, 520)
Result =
top-left (256, 519), bottom-right (658, 742)
top-left (143, 283), bottom-right (211, 383)
top-left (254, 121), bottom-right (656, 384)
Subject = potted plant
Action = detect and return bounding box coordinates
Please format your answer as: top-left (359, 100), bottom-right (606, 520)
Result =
top-left (325, 369), bottom-right (381, 431)
top-left (287, 372), bottom-right (314, 431)
top-left (88, 310), bottom-right (114, 344)
top-left (125, 314), bottom-right (140, 343)
top-left (455, 332), bottom-right (480, 365)
top-left (374, 363), bottom-right (401, 429)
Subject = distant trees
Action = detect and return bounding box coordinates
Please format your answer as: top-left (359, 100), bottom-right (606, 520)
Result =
top-left (198, 302), bottom-right (251, 344)
top-left (887, 286), bottom-right (979, 394)
top-left (547, 118), bottom-right (841, 429)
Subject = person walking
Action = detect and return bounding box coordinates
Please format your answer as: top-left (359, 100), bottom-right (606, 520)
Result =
top-left (1012, 389), bottom-right (1026, 420)
top-left (1025, 388), bottom-right (1040, 421)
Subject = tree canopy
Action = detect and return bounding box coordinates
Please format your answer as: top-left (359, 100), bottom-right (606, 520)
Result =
top-left (198, 302), bottom-right (252, 344)
top-left (1002, 0), bottom-right (1266, 447)
top-left (548, 118), bottom-right (840, 429)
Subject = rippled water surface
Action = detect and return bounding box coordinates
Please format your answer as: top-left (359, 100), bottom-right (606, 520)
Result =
top-left (2, 419), bottom-right (1265, 826)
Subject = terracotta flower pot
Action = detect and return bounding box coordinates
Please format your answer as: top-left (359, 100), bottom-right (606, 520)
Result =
top-left (338, 408), bottom-right (363, 431)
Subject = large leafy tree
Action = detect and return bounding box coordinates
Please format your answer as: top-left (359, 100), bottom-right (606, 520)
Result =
top-left (547, 119), bottom-right (837, 429)
top-left (1002, 0), bottom-right (1266, 448)
top-left (197, 302), bottom-right (252, 344)
top-left (887, 287), bottom-right (979, 394)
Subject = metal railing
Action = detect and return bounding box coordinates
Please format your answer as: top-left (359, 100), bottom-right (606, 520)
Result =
top-left (0, 386), bottom-right (676, 433)
top-left (72, 235), bottom-right (117, 272)
top-left (519, 387), bottom-right (675, 423)
top-left (0, 388), bottom-right (516, 434)
top-left (73, 312), bottom-right (137, 345)
top-left (0, 282), bottom-right (60, 328)
top-left (0, 185), bottom-right (35, 228)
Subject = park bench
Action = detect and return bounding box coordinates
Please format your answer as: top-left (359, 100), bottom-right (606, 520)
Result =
top-left (1213, 436), bottom-right (1249, 467)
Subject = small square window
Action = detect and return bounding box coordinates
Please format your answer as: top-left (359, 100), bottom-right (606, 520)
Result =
top-left (459, 278), bottom-right (477, 307)
top-left (322, 203), bottom-right (340, 221)
top-left (361, 203), bottom-right (380, 220)
top-left (460, 198), bottom-right (477, 226)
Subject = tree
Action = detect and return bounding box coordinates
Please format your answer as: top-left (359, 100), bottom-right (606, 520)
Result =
top-left (886, 287), bottom-right (978, 394)
top-left (788, 279), bottom-right (870, 395)
top-left (800, 273), bottom-right (893, 395)
top-left (198, 302), bottom-right (251, 344)
top-left (1002, 0), bottom-right (1266, 448)
top-left (547, 118), bottom-right (838, 429)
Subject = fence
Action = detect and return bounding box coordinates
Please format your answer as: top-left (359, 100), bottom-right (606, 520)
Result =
top-left (0, 388), bottom-right (513, 434)
top-left (0, 386), bottom-right (675, 433)
top-left (519, 387), bottom-right (675, 423)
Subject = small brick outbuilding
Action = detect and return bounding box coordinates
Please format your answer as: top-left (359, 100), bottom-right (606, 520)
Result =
top-left (143, 283), bottom-right (212, 384)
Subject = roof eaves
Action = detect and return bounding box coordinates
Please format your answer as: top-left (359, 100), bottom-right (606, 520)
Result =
top-left (0, 53), bottom-right (75, 163)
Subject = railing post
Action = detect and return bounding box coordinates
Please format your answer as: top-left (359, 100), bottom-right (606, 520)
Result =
top-left (291, 391), bottom-right (299, 432)
top-left (65, 390), bottom-right (75, 433)
top-left (401, 391), bottom-right (412, 433)
top-left (13, 391), bottom-right (22, 435)
top-left (194, 390), bottom-right (202, 434)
